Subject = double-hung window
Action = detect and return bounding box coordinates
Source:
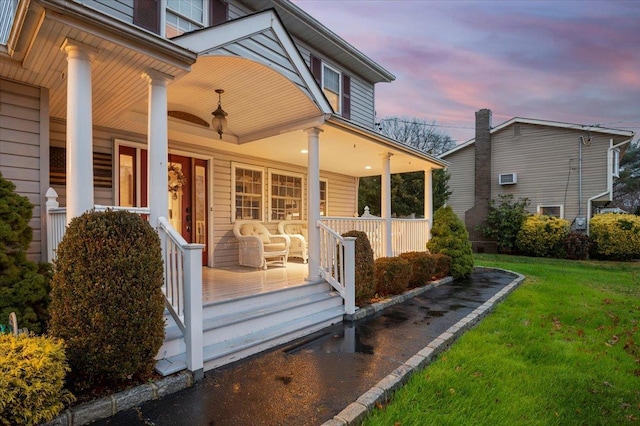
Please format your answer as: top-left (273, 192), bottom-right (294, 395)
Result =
top-left (310, 54), bottom-right (351, 120)
top-left (133, 0), bottom-right (228, 37)
top-left (233, 163), bottom-right (263, 221)
top-left (322, 64), bottom-right (341, 114)
top-left (269, 171), bottom-right (303, 221)
top-left (166, 0), bottom-right (205, 38)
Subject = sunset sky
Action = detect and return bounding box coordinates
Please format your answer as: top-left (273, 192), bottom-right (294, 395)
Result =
top-left (292, 0), bottom-right (640, 144)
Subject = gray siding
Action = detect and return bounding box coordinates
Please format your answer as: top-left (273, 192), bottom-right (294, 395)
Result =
top-left (76, 0), bottom-right (134, 24)
top-left (444, 144), bottom-right (475, 221)
top-left (0, 79), bottom-right (45, 261)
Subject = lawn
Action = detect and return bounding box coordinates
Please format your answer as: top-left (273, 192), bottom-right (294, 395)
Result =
top-left (363, 254), bottom-right (640, 425)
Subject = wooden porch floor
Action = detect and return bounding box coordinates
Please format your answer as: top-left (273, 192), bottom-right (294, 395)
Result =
top-left (202, 260), bottom-right (312, 303)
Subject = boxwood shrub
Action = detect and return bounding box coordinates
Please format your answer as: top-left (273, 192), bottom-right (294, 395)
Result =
top-left (0, 333), bottom-right (74, 424)
top-left (431, 253), bottom-right (452, 279)
top-left (342, 230), bottom-right (375, 303)
top-left (516, 215), bottom-right (570, 258)
top-left (374, 256), bottom-right (412, 296)
top-left (399, 251), bottom-right (436, 287)
top-left (48, 210), bottom-right (165, 392)
top-left (590, 213), bottom-right (640, 260)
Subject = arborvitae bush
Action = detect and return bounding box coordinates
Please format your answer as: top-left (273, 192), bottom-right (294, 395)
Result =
top-left (374, 257), bottom-right (412, 296)
top-left (590, 213), bottom-right (640, 260)
top-left (399, 251), bottom-right (436, 287)
top-left (431, 253), bottom-right (452, 279)
top-left (48, 210), bottom-right (165, 392)
top-left (342, 230), bottom-right (375, 303)
top-left (427, 206), bottom-right (473, 279)
top-left (564, 232), bottom-right (591, 260)
top-left (0, 172), bottom-right (51, 334)
top-left (0, 333), bottom-right (74, 424)
top-left (516, 215), bottom-right (570, 258)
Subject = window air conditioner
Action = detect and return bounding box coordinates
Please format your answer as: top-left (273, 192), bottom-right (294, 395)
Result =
top-left (498, 173), bottom-right (517, 185)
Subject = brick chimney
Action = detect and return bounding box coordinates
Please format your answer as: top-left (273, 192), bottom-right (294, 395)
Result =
top-left (464, 108), bottom-right (496, 252)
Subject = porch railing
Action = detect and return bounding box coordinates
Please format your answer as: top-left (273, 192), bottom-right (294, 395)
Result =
top-left (317, 221), bottom-right (356, 315)
top-left (45, 188), bottom-right (204, 377)
top-left (320, 216), bottom-right (430, 259)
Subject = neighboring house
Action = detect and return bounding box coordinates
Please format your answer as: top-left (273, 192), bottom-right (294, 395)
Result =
top-left (440, 109), bottom-right (635, 252)
top-left (0, 0), bottom-right (446, 377)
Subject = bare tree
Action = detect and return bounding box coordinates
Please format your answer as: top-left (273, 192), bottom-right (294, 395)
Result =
top-left (377, 116), bottom-right (456, 156)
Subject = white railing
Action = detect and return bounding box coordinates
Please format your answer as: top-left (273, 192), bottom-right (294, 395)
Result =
top-left (157, 217), bottom-right (204, 377)
top-left (317, 221), bottom-right (356, 315)
top-left (391, 219), bottom-right (430, 255)
top-left (45, 188), bottom-right (67, 262)
top-left (320, 216), bottom-right (385, 259)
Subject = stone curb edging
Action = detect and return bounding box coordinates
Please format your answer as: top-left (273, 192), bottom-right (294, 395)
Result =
top-left (322, 267), bottom-right (526, 426)
top-left (44, 371), bottom-right (194, 426)
top-left (345, 276), bottom-right (455, 321)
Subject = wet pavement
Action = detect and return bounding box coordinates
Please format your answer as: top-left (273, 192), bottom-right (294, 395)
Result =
top-left (96, 268), bottom-right (517, 426)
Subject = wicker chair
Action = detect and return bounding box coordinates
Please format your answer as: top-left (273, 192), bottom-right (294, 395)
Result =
top-left (277, 220), bottom-right (308, 263)
top-left (233, 220), bottom-right (290, 269)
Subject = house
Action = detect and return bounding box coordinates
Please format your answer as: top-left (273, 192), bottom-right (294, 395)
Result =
top-left (0, 0), bottom-right (446, 378)
top-left (440, 108), bottom-right (635, 252)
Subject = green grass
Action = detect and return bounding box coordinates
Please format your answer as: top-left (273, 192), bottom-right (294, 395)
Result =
top-left (363, 254), bottom-right (640, 425)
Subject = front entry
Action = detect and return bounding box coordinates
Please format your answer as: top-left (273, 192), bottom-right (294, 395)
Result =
top-left (168, 154), bottom-right (209, 265)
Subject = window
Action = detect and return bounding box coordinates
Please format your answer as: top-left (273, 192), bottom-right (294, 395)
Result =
top-left (319, 179), bottom-right (328, 216)
top-left (612, 149), bottom-right (621, 178)
top-left (537, 205), bottom-right (563, 218)
top-left (310, 54), bottom-right (351, 119)
top-left (269, 170), bottom-right (303, 221)
top-left (233, 163), bottom-right (263, 221)
top-left (166, 0), bottom-right (204, 38)
top-left (0, 0), bottom-right (18, 45)
top-left (115, 141), bottom-right (148, 207)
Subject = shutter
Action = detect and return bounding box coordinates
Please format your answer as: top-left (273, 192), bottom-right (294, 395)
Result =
top-left (210, 0), bottom-right (228, 26)
top-left (310, 54), bottom-right (322, 86)
top-left (133, 0), bottom-right (160, 34)
top-left (342, 74), bottom-right (351, 120)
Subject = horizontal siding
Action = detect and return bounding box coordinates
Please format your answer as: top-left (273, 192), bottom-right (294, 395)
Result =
top-left (76, 0), bottom-right (134, 24)
top-left (491, 123), bottom-right (621, 222)
top-left (0, 79), bottom-right (43, 261)
top-left (444, 144), bottom-right (475, 221)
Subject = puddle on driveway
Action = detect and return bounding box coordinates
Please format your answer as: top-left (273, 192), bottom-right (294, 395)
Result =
top-left (285, 324), bottom-right (374, 355)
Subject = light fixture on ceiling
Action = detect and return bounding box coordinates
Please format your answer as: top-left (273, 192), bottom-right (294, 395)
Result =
top-left (300, 149), bottom-right (308, 154)
top-left (211, 89), bottom-right (228, 139)
top-left (365, 165), bottom-right (372, 170)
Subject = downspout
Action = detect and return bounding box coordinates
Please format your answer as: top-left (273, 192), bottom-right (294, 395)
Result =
top-left (586, 137), bottom-right (632, 234)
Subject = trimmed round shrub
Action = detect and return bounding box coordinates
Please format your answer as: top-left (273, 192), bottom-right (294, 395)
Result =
top-left (431, 253), bottom-right (452, 279)
top-left (342, 230), bottom-right (375, 303)
top-left (564, 231), bottom-right (591, 260)
top-left (399, 251), bottom-right (436, 287)
top-left (426, 206), bottom-right (473, 279)
top-left (374, 257), bottom-right (412, 296)
top-left (0, 172), bottom-right (51, 334)
top-left (48, 210), bottom-right (165, 392)
top-left (0, 333), bottom-right (75, 424)
top-left (516, 215), bottom-right (570, 258)
top-left (590, 213), bottom-right (640, 260)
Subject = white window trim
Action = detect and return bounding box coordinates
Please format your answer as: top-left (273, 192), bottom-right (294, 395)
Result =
top-left (321, 62), bottom-right (342, 114)
top-left (319, 178), bottom-right (328, 216)
top-left (268, 168), bottom-right (305, 222)
top-left (163, 0), bottom-right (207, 38)
top-left (114, 139), bottom-right (147, 207)
top-left (612, 148), bottom-right (621, 178)
top-left (232, 162), bottom-right (265, 223)
top-left (537, 204), bottom-right (564, 218)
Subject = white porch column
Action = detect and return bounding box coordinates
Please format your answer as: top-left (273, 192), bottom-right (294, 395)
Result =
top-left (305, 127), bottom-right (322, 281)
top-left (381, 152), bottom-right (393, 257)
top-left (62, 39), bottom-right (98, 224)
top-left (424, 168), bottom-right (433, 238)
top-left (142, 70), bottom-right (174, 227)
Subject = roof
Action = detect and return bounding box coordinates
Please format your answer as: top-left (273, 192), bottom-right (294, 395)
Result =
top-left (440, 116), bottom-right (636, 158)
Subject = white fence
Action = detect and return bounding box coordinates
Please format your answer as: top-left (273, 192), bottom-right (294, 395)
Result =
top-left (317, 221), bottom-right (356, 315)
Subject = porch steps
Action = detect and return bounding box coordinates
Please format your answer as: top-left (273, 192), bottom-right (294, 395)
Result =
top-left (155, 281), bottom-right (344, 376)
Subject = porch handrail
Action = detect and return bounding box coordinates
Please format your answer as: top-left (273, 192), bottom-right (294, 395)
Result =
top-left (94, 204), bottom-right (151, 215)
top-left (320, 216), bottom-right (384, 259)
top-left (317, 221), bottom-right (356, 315)
top-left (157, 216), bottom-right (204, 377)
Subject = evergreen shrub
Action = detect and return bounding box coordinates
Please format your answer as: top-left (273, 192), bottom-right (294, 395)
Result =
top-left (516, 215), bottom-right (570, 258)
top-left (341, 230), bottom-right (375, 303)
top-left (0, 172), bottom-right (51, 334)
top-left (427, 206), bottom-right (473, 279)
top-left (399, 251), bottom-right (436, 287)
top-left (374, 257), bottom-right (412, 296)
top-left (48, 210), bottom-right (165, 392)
top-left (482, 194), bottom-right (530, 253)
top-left (0, 333), bottom-right (74, 424)
top-left (564, 232), bottom-right (591, 260)
top-left (590, 213), bottom-right (640, 260)
top-left (431, 253), bottom-right (452, 279)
